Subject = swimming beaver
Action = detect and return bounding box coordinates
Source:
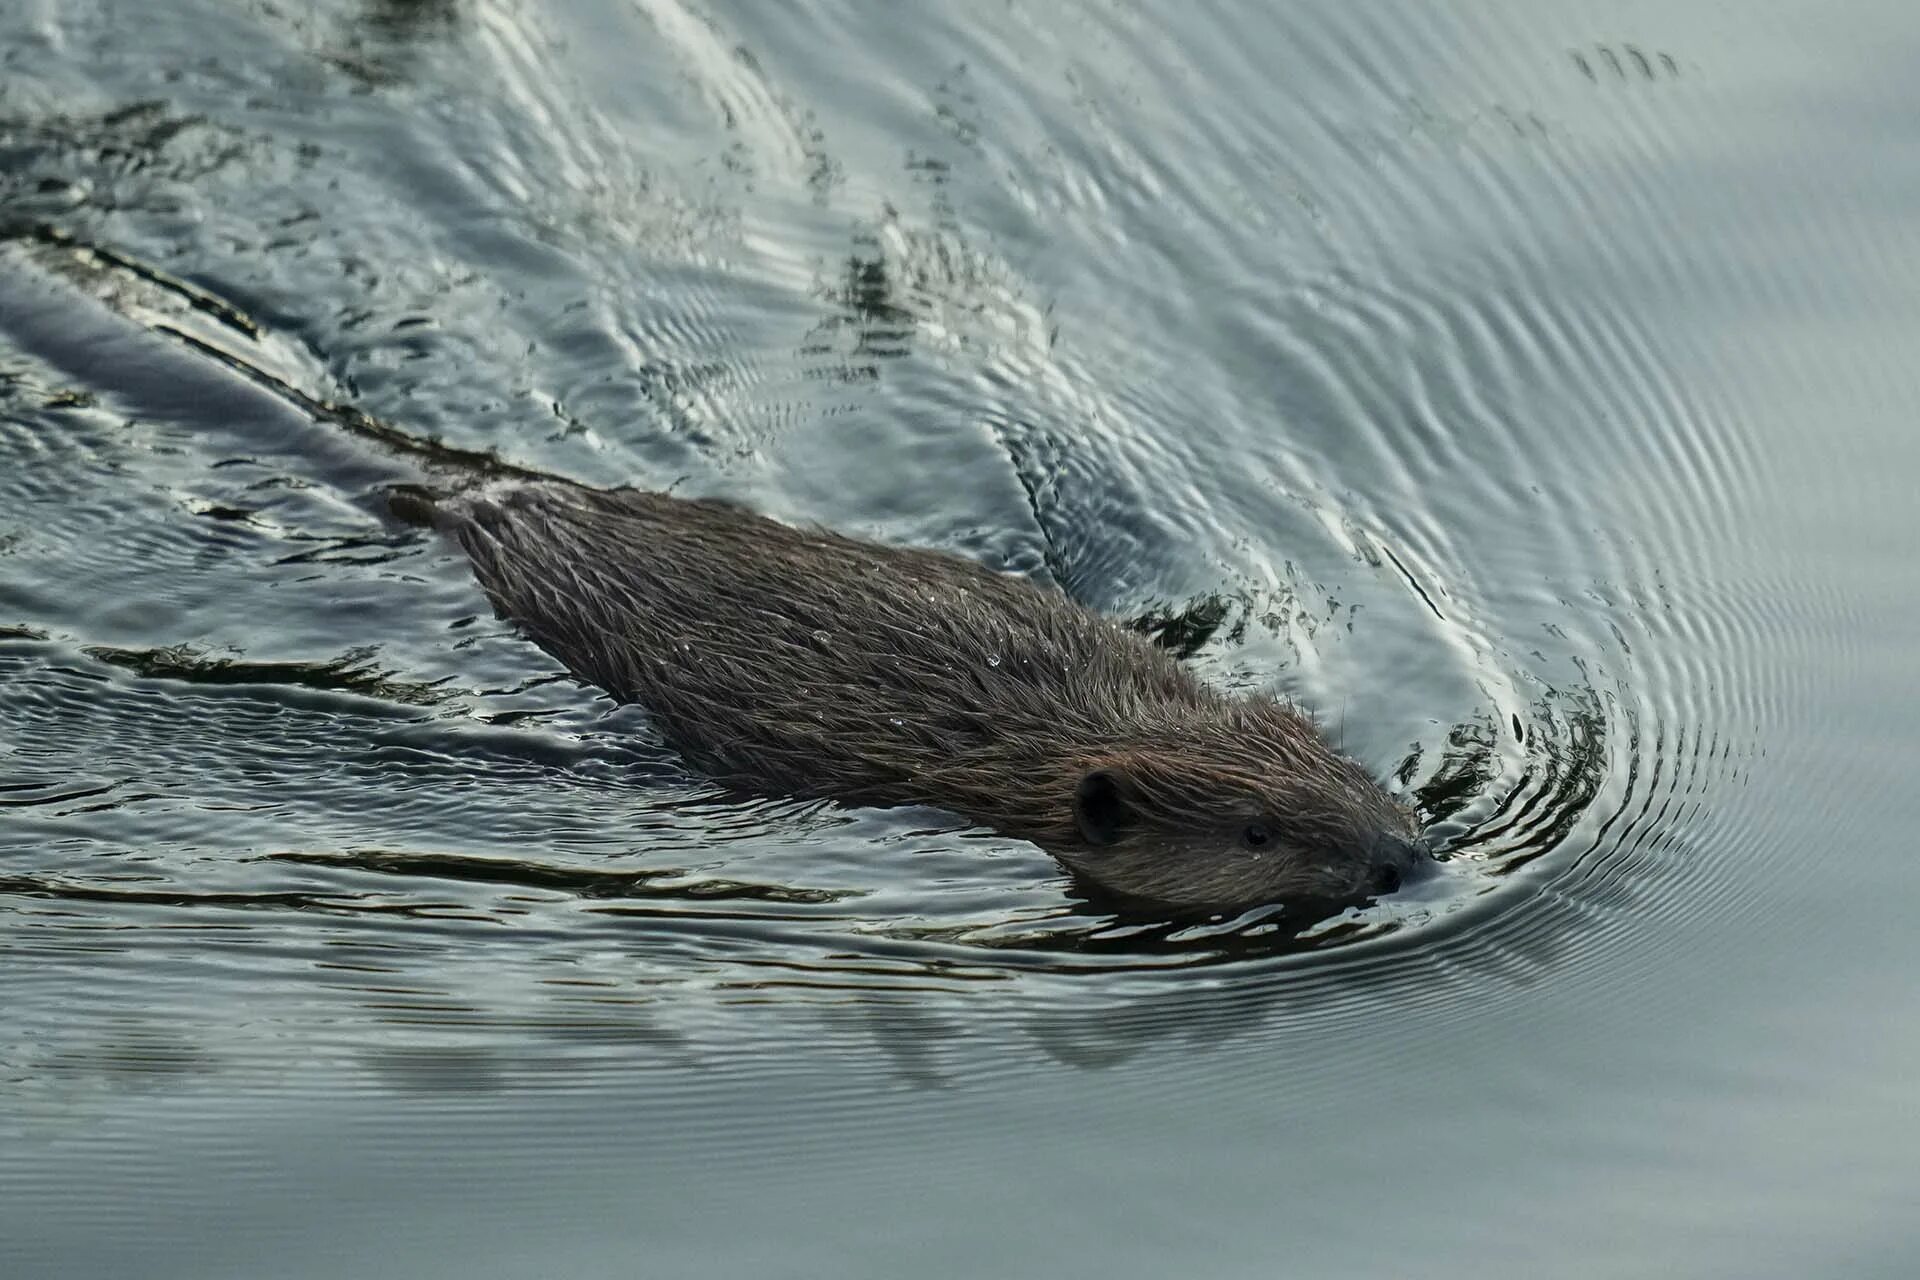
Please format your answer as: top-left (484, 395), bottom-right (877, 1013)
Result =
top-left (396, 482), bottom-right (1428, 911)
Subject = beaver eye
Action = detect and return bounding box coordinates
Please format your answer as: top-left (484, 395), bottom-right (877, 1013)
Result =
top-left (1242, 824), bottom-right (1272, 849)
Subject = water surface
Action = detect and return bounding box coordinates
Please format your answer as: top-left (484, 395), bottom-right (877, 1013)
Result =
top-left (3, 1), bottom-right (1918, 1276)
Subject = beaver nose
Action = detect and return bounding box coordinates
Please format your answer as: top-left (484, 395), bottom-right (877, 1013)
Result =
top-left (1367, 833), bottom-right (1433, 896)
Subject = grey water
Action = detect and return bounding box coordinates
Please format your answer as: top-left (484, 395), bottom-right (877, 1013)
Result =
top-left (3, 1), bottom-right (1917, 1276)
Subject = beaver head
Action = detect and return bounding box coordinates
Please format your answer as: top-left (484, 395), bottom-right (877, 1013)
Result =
top-left (1029, 700), bottom-right (1428, 912)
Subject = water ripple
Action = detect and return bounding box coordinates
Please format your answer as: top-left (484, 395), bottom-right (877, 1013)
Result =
top-left (0, 0), bottom-right (1859, 1111)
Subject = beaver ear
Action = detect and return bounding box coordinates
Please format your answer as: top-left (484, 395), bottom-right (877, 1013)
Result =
top-left (1074, 769), bottom-right (1134, 846)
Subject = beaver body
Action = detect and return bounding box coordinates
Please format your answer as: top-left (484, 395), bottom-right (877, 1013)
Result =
top-left (403, 482), bottom-right (1426, 910)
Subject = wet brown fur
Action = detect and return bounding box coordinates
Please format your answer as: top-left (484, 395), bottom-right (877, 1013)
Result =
top-left (403, 482), bottom-right (1423, 910)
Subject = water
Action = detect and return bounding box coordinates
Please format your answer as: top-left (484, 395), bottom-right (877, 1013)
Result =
top-left (3, 1), bottom-right (1917, 1275)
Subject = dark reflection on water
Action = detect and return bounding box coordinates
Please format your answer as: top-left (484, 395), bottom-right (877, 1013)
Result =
top-left (4, 0), bottom-right (1919, 1276)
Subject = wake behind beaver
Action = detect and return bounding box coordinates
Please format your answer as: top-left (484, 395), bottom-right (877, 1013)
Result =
top-left (395, 482), bottom-right (1429, 912)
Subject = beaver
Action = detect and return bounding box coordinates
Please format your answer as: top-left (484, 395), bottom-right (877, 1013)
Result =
top-left (394, 482), bottom-right (1429, 911)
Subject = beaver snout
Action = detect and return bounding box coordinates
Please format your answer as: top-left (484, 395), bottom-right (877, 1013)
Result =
top-left (1366, 832), bottom-right (1434, 896)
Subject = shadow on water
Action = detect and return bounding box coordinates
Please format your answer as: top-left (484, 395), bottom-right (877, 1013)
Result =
top-left (800, 222), bottom-right (918, 381)
top-left (323, 0), bottom-right (466, 88)
top-left (359, 0), bottom-right (463, 41)
top-left (83, 642), bottom-right (456, 706)
top-left (266, 848), bottom-right (857, 907)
